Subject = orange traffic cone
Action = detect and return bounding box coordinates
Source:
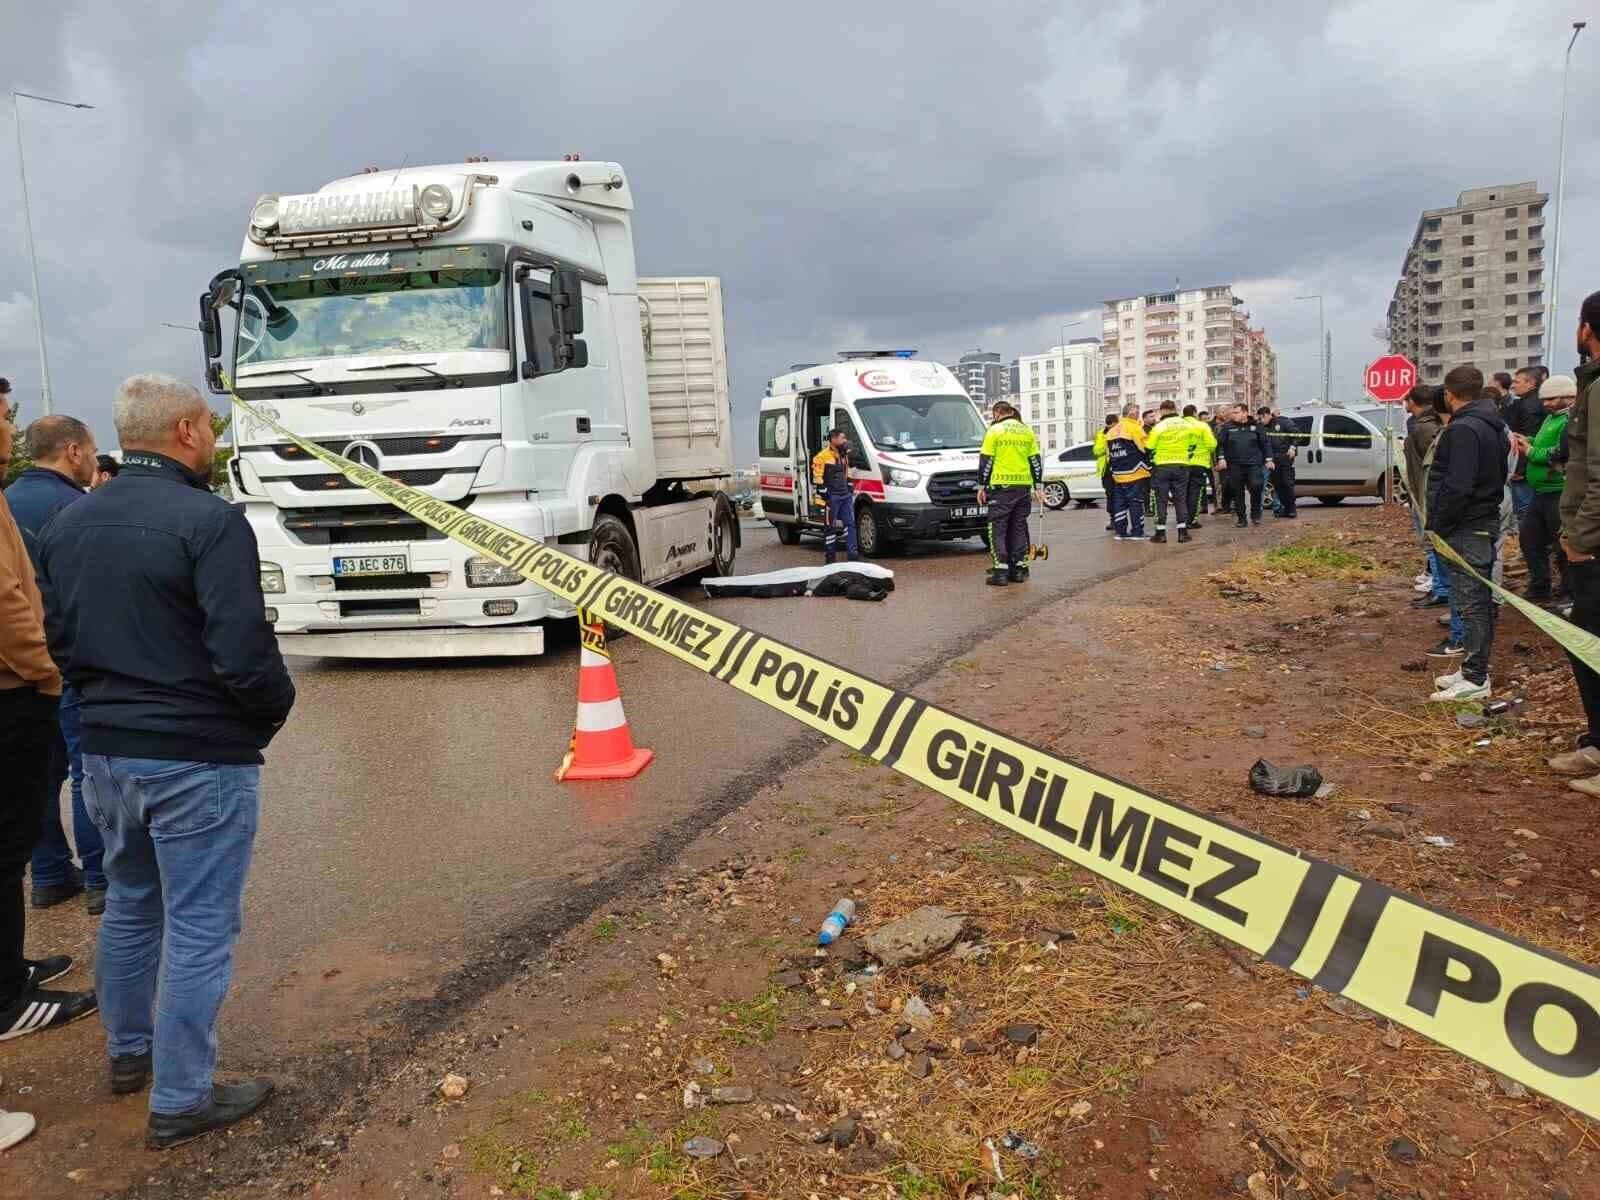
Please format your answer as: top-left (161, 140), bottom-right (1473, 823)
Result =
top-left (555, 613), bottom-right (654, 782)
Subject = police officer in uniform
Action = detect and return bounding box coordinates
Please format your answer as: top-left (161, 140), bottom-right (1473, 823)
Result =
top-left (976, 401), bottom-right (1043, 587)
top-left (810, 427), bottom-right (859, 564)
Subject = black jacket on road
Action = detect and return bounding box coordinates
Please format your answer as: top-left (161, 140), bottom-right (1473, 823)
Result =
top-left (1217, 422), bottom-right (1272, 469)
top-left (38, 451), bottom-right (295, 764)
top-left (1425, 397), bottom-right (1509, 538)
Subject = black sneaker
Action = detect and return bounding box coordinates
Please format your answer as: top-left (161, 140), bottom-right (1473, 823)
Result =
top-left (146, 1078), bottom-right (274, 1150)
top-left (1189, 519), bottom-right (1204, 530)
top-left (1177, 529), bottom-right (1192, 543)
top-left (1010, 566), bottom-right (1030, 583)
top-left (31, 869), bottom-right (84, 909)
top-left (1425, 639), bottom-right (1466, 658)
top-left (0, 985), bottom-right (98, 1041)
top-left (1236, 519), bottom-right (1249, 528)
top-left (111, 1049), bottom-right (153, 1095)
top-left (1410, 595), bottom-right (1448, 609)
top-left (85, 888), bottom-right (106, 917)
top-left (24, 956), bottom-right (72, 987)
top-left (986, 570), bottom-right (1009, 587)
top-left (1149, 530), bottom-right (1167, 544)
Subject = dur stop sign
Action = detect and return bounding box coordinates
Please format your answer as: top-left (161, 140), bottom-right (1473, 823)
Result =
top-left (1365, 354), bottom-right (1417, 403)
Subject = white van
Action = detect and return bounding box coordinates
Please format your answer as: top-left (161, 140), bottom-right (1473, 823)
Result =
top-left (1274, 405), bottom-right (1401, 503)
top-left (757, 352), bottom-right (990, 556)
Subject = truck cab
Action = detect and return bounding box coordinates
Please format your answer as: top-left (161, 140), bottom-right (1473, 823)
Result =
top-left (757, 353), bottom-right (989, 556)
top-left (200, 161), bottom-right (736, 657)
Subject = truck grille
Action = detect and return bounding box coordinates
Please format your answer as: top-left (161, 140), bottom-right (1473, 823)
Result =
top-left (338, 598), bottom-right (420, 617)
top-left (281, 498), bottom-right (476, 546)
top-left (291, 469), bottom-right (446, 491)
top-left (926, 471), bottom-right (981, 505)
top-left (273, 435), bottom-right (464, 460)
top-left (332, 573), bottom-right (436, 592)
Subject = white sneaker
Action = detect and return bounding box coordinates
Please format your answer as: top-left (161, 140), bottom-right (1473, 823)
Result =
top-left (0, 1109), bottom-right (36, 1152)
top-left (1414, 573), bottom-right (1431, 585)
top-left (1414, 579), bottom-right (1434, 592)
top-left (1430, 676), bottom-right (1491, 702)
top-left (1434, 669), bottom-right (1463, 689)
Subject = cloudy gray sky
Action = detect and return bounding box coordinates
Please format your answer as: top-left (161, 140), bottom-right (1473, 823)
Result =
top-left (2, 0), bottom-right (1594, 463)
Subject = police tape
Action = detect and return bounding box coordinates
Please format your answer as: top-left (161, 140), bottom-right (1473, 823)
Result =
top-left (226, 382), bottom-right (1600, 1118)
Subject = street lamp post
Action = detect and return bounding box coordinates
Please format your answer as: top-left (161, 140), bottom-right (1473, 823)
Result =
top-left (12, 89), bottom-right (95, 416)
top-left (1295, 293), bottom-right (1326, 402)
top-left (1549, 21), bottom-right (1585, 362)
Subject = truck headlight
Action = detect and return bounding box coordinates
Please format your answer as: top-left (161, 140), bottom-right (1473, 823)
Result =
top-left (418, 183), bottom-right (453, 219)
top-left (886, 468), bottom-right (921, 488)
top-left (260, 562), bottom-right (285, 594)
top-left (466, 556), bottom-right (523, 587)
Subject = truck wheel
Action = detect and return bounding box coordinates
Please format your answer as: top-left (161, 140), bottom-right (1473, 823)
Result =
top-left (773, 520), bottom-right (801, 545)
top-left (590, 514), bottom-right (641, 582)
top-left (710, 496), bottom-right (738, 576)
top-left (1042, 481), bottom-right (1069, 510)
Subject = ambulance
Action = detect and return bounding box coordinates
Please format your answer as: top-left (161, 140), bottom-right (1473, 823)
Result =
top-left (757, 352), bottom-right (990, 556)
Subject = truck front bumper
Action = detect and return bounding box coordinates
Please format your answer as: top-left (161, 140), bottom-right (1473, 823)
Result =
top-left (277, 624), bottom-right (544, 659)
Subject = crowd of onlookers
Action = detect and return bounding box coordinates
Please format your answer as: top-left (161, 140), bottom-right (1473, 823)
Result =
top-left (1, 373), bottom-right (294, 1152)
top-left (1401, 292), bottom-right (1600, 795)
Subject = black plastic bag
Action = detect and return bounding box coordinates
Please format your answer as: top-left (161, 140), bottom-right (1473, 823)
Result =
top-left (1248, 758), bottom-right (1324, 798)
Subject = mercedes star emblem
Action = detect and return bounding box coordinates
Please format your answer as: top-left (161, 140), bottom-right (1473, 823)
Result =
top-left (342, 440), bottom-right (382, 470)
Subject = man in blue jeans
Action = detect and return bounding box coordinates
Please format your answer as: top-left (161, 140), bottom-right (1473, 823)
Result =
top-left (3, 414), bottom-right (106, 913)
top-left (1426, 365), bottom-right (1510, 701)
top-left (39, 375), bottom-right (295, 1149)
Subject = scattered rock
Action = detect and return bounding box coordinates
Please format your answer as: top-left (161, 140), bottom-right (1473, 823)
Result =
top-left (1246, 1170), bottom-right (1274, 1200)
top-left (1495, 1073), bottom-right (1528, 1099)
top-left (1456, 712), bottom-right (1487, 729)
top-left (708, 1086), bottom-right (754, 1104)
top-left (1419, 771), bottom-right (1435, 783)
top-left (800, 1013), bottom-right (848, 1031)
top-left (903, 995), bottom-right (935, 1028)
top-left (1243, 727), bottom-right (1267, 739)
top-left (65, 1169), bottom-right (90, 1183)
top-left (960, 1037), bottom-right (986, 1055)
top-left (691, 1056), bottom-right (715, 1075)
top-left (864, 906), bottom-right (967, 968)
top-left (1031, 928), bottom-right (1075, 947)
top-left (1322, 995), bottom-right (1375, 1021)
top-left (757, 1083), bottom-right (805, 1109)
top-left (683, 1135), bottom-right (723, 1159)
top-left (951, 940), bottom-right (993, 962)
top-left (1147, 1124), bottom-right (1166, 1146)
top-left (1513, 827), bottom-right (1541, 840)
top-left (1385, 802), bottom-right (1419, 816)
top-left (892, 1021), bottom-right (912, 1038)
top-left (1382, 1025), bottom-right (1404, 1050)
top-left (682, 1082), bottom-right (702, 1109)
top-left (1387, 1136), bottom-right (1421, 1165)
top-left (439, 1144), bottom-right (461, 1161)
top-left (1400, 658), bottom-right (1427, 672)
top-left (1359, 820), bottom-right (1406, 841)
top-left (438, 1074), bottom-right (469, 1099)
top-left (901, 1031), bottom-right (927, 1053)
top-left (1313, 781), bottom-right (1337, 800)
top-left (655, 952), bottom-right (679, 978)
top-left (1068, 1099), bottom-right (1093, 1120)
top-left (770, 970), bottom-right (807, 989)
top-left (908, 1053), bottom-right (934, 1079)
top-left (885, 1039), bottom-right (907, 1061)
top-left (821, 1117), bottom-right (858, 1148)
top-left (1003, 1023), bottom-right (1040, 1046)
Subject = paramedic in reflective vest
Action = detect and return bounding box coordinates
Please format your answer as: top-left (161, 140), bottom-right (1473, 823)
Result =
top-left (811, 428), bottom-right (858, 564)
top-left (976, 401), bottom-right (1043, 587)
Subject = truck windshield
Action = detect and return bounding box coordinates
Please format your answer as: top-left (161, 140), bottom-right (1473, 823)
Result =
top-left (236, 267), bottom-right (507, 367)
top-left (853, 395), bottom-right (987, 451)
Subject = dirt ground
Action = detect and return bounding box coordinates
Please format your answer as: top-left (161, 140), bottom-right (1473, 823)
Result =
top-left (21, 504), bottom-right (1600, 1200)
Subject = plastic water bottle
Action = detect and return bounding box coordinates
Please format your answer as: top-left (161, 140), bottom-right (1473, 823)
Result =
top-left (818, 897), bottom-right (856, 946)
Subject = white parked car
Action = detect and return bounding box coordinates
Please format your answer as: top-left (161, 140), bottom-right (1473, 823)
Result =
top-left (1041, 441), bottom-right (1105, 510)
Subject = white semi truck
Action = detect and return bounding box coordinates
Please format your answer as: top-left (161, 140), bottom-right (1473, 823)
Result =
top-left (198, 160), bottom-right (737, 658)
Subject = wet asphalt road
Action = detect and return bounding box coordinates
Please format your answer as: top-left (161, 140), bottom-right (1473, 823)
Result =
top-left (6, 498), bottom-right (1367, 1193)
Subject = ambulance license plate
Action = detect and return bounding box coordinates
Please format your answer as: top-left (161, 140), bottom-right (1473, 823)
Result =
top-left (333, 553), bottom-right (409, 577)
top-left (952, 505), bottom-right (987, 519)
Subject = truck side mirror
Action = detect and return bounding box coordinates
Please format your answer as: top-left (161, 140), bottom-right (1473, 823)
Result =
top-left (199, 292), bottom-right (222, 362)
top-left (549, 267), bottom-right (587, 369)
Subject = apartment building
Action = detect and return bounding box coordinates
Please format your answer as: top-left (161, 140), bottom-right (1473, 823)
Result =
top-left (1102, 285), bottom-right (1270, 416)
top-left (1386, 182), bottom-right (1548, 383)
top-left (950, 350), bottom-right (1009, 411)
top-left (1013, 339), bottom-right (1105, 451)
top-left (1244, 328), bottom-right (1278, 411)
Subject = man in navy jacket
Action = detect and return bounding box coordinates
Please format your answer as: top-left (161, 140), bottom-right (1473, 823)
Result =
top-left (39, 374), bottom-right (294, 1149)
top-left (5, 415), bottom-right (105, 913)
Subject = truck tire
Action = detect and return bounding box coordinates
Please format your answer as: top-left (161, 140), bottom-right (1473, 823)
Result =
top-left (1316, 496), bottom-right (1346, 506)
top-left (1041, 481), bottom-right (1069, 510)
top-left (709, 496), bottom-right (738, 576)
top-left (590, 514), bottom-right (641, 582)
top-left (773, 520), bottom-right (801, 545)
